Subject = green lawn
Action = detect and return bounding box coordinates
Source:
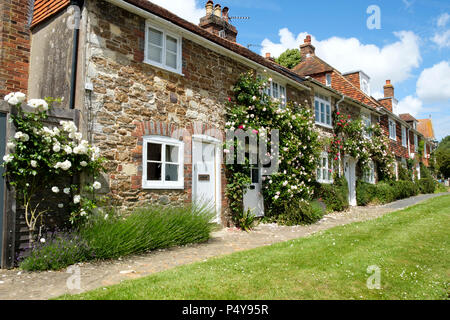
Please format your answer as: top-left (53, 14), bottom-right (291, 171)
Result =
top-left (59, 195), bottom-right (450, 300)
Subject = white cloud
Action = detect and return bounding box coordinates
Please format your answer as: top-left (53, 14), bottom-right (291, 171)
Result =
top-left (437, 13), bottom-right (450, 27)
top-left (149, 0), bottom-right (204, 24)
top-left (432, 29), bottom-right (450, 48)
top-left (260, 29), bottom-right (421, 93)
top-left (398, 95), bottom-right (423, 116)
top-left (416, 61), bottom-right (450, 103)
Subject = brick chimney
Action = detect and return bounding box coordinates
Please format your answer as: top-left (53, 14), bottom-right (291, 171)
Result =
top-left (300, 35), bottom-right (315, 58)
top-left (0, 0), bottom-right (32, 97)
top-left (384, 80), bottom-right (394, 98)
top-left (199, 1), bottom-right (238, 42)
top-left (265, 52), bottom-right (275, 62)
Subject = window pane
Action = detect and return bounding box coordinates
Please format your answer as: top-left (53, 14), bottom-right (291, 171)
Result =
top-left (315, 101), bottom-right (320, 121)
top-left (321, 103), bottom-right (325, 123)
top-left (273, 83), bottom-right (279, 98)
top-left (326, 104), bottom-right (331, 125)
top-left (165, 164), bottom-right (179, 182)
top-left (148, 45), bottom-right (162, 63)
top-left (251, 168), bottom-right (259, 184)
top-left (166, 145), bottom-right (179, 163)
top-left (147, 162), bottom-right (162, 181)
top-left (166, 52), bottom-right (177, 69)
top-left (166, 35), bottom-right (177, 53)
top-left (317, 168), bottom-right (321, 180)
top-left (323, 169), bottom-right (327, 180)
top-left (148, 28), bottom-right (163, 46)
top-left (147, 143), bottom-right (162, 161)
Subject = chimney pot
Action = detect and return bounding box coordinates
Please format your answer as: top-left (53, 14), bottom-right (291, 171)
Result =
top-left (205, 1), bottom-right (214, 16)
top-left (222, 7), bottom-right (229, 22)
top-left (265, 53), bottom-right (271, 59)
top-left (300, 35), bottom-right (315, 57)
top-left (305, 35), bottom-right (311, 43)
top-left (214, 4), bottom-right (222, 17)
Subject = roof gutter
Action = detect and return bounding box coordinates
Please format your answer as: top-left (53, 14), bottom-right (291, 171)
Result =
top-left (104, 0), bottom-right (311, 92)
top-left (69, 0), bottom-right (83, 109)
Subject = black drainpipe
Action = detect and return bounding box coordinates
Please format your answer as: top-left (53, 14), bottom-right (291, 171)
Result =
top-left (69, 0), bottom-right (84, 109)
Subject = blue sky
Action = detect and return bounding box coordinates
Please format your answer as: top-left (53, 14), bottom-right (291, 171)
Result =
top-left (152, 0), bottom-right (450, 141)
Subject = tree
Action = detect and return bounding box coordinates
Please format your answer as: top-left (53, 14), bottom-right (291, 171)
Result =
top-left (275, 49), bottom-right (301, 69)
top-left (434, 135), bottom-right (450, 178)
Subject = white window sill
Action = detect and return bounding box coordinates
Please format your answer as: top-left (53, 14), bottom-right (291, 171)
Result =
top-left (390, 137), bottom-right (396, 141)
top-left (315, 122), bottom-right (333, 130)
top-left (143, 59), bottom-right (184, 77)
top-left (317, 179), bottom-right (334, 184)
top-left (142, 183), bottom-right (184, 190)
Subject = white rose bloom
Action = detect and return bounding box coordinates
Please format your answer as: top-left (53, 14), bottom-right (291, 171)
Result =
top-left (80, 161), bottom-right (88, 167)
top-left (31, 160), bottom-right (37, 168)
top-left (40, 238), bottom-right (46, 243)
top-left (7, 142), bottom-right (15, 150)
top-left (93, 181), bottom-right (102, 190)
top-left (27, 99), bottom-right (48, 111)
top-left (14, 132), bottom-right (24, 140)
top-left (73, 195), bottom-right (81, 204)
top-left (53, 144), bottom-right (61, 152)
top-left (7, 96), bottom-right (20, 105)
top-left (58, 203), bottom-right (64, 208)
top-left (80, 210), bottom-right (87, 217)
top-left (2, 154), bottom-right (13, 163)
top-left (63, 145), bottom-right (72, 154)
top-left (14, 92), bottom-right (26, 103)
top-left (63, 188), bottom-right (71, 194)
top-left (51, 186), bottom-right (60, 193)
top-left (74, 132), bottom-right (82, 141)
top-left (4, 92), bottom-right (14, 102)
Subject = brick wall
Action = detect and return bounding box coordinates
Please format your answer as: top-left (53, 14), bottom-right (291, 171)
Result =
top-left (0, 0), bottom-right (31, 97)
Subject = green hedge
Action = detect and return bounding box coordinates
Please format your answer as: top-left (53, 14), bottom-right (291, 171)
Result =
top-left (268, 199), bottom-right (325, 226)
top-left (357, 178), bottom-right (437, 206)
top-left (315, 176), bottom-right (349, 212)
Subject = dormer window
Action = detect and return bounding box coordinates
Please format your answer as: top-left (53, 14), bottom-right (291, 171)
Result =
top-left (326, 74), bottom-right (332, 87)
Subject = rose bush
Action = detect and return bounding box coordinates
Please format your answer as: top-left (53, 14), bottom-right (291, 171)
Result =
top-left (2, 92), bottom-right (105, 243)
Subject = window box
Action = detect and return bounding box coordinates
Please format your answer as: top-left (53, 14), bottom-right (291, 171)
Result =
top-left (145, 21), bottom-right (183, 75)
top-left (142, 136), bottom-right (184, 189)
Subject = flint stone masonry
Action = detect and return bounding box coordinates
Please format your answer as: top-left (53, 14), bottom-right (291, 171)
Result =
top-left (81, 1), bottom-right (309, 224)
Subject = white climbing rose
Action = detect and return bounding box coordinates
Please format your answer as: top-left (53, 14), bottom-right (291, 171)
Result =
top-left (93, 181), bottom-right (102, 190)
top-left (73, 195), bottom-right (81, 204)
top-left (31, 160), bottom-right (37, 168)
top-left (51, 186), bottom-right (60, 193)
top-left (63, 188), bottom-right (71, 195)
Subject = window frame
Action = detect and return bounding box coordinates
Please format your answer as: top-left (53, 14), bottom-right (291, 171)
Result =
top-left (325, 73), bottom-right (332, 87)
top-left (401, 126), bottom-right (407, 147)
top-left (361, 112), bottom-right (372, 138)
top-left (414, 134), bottom-right (418, 152)
top-left (142, 136), bottom-right (184, 190)
top-left (363, 160), bottom-right (376, 184)
top-left (317, 152), bottom-right (333, 184)
top-left (144, 21), bottom-right (183, 75)
top-left (264, 79), bottom-right (287, 107)
top-left (389, 119), bottom-right (396, 141)
top-left (314, 94), bottom-right (332, 128)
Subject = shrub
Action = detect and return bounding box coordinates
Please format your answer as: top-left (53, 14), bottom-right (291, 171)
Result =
top-left (19, 232), bottom-right (94, 271)
top-left (315, 176), bottom-right (349, 212)
top-left (234, 209), bottom-right (259, 232)
top-left (356, 181), bottom-right (378, 206)
top-left (435, 182), bottom-right (448, 193)
top-left (80, 205), bottom-right (215, 260)
top-left (398, 165), bottom-right (412, 181)
top-left (416, 178), bottom-right (436, 194)
top-left (268, 199), bottom-right (325, 226)
top-left (390, 180), bottom-right (419, 199)
top-left (419, 163), bottom-right (432, 180)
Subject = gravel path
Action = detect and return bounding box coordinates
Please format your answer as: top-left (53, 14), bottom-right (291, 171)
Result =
top-left (0, 193), bottom-right (447, 300)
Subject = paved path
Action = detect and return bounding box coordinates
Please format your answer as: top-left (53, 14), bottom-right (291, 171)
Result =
top-left (0, 193), bottom-right (447, 300)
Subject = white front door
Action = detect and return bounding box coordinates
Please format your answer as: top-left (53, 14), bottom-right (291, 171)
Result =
top-left (243, 166), bottom-right (264, 217)
top-left (344, 156), bottom-right (357, 206)
top-left (192, 137), bottom-right (221, 223)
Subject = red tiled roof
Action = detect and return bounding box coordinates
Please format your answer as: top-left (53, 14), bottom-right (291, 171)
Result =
top-left (399, 113), bottom-right (417, 122)
top-left (31, 0), bottom-right (70, 28)
top-left (417, 119), bottom-right (435, 139)
top-left (292, 54), bottom-right (382, 110)
top-left (292, 55), bottom-right (333, 76)
top-left (31, 0), bottom-right (307, 86)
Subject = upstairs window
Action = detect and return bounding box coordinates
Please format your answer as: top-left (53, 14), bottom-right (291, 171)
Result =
top-left (361, 112), bottom-right (372, 138)
top-left (145, 22), bottom-right (182, 74)
top-left (317, 152), bottom-right (333, 184)
top-left (326, 73), bottom-right (332, 87)
top-left (314, 94), bottom-right (332, 128)
top-left (264, 80), bottom-right (287, 107)
top-left (142, 136), bottom-right (184, 189)
top-left (402, 126), bottom-right (407, 147)
top-left (414, 134), bottom-right (418, 152)
top-left (389, 119), bottom-right (396, 140)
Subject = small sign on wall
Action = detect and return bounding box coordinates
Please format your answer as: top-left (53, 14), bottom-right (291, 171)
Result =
top-left (198, 174), bottom-right (210, 181)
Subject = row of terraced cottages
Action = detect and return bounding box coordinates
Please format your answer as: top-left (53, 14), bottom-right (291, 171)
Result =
top-left (0, 0), bottom-right (436, 267)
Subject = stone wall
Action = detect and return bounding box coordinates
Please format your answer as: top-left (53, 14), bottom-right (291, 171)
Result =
top-left (83, 0), bottom-right (310, 225)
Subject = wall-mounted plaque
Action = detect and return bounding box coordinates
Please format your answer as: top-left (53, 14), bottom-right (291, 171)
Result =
top-left (198, 174), bottom-right (210, 181)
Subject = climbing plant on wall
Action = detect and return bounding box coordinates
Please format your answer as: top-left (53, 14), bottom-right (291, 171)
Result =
top-left (329, 110), bottom-right (395, 180)
top-left (225, 71), bottom-right (321, 223)
top-left (2, 92), bottom-right (105, 243)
